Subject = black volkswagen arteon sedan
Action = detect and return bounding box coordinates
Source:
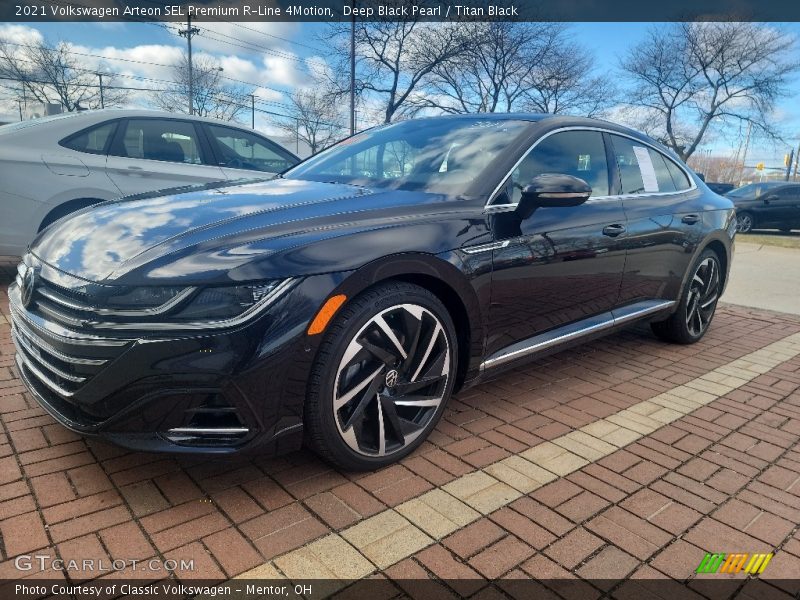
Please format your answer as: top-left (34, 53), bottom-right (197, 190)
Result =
top-left (10, 114), bottom-right (735, 470)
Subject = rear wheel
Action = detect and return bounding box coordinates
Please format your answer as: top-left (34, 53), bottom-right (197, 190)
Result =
top-left (651, 249), bottom-right (722, 344)
top-left (305, 282), bottom-right (457, 470)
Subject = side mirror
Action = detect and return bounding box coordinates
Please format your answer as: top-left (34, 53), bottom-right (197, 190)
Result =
top-left (763, 194), bottom-right (778, 204)
top-left (517, 174), bottom-right (592, 219)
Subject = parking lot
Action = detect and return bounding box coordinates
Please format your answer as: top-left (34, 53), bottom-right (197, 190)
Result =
top-left (1, 257), bottom-right (800, 597)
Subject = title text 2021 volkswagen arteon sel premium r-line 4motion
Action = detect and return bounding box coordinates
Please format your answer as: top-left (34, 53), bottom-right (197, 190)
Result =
top-left (9, 114), bottom-right (736, 470)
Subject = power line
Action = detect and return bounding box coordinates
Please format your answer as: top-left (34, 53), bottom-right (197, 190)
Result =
top-left (0, 39), bottom-right (296, 103)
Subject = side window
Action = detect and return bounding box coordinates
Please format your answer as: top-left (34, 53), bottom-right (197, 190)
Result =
top-left (664, 155), bottom-right (692, 191)
top-left (112, 119), bottom-right (203, 164)
top-left (609, 135), bottom-right (649, 194)
top-left (507, 130), bottom-right (609, 204)
top-left (774, 186), bottom-right (800, 201)
top-left (647, 148), bottom-right (677, 193)
top-left (609, 135), bottom-right (692, 195)
top-left (60, 121), bottom-right (116, 154)
top-left (207, 125), bottom-right (296, 173)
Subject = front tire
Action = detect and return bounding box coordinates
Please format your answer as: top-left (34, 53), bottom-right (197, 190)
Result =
top-left (305, 282), bottom-right (457, 471)
top-left (651, 249), bottom-right (722, 345)
top-left (736, 212), bottom-right (754, 233)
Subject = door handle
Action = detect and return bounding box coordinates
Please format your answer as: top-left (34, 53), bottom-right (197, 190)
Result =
top-left (682, 214), bottom-right (700, 225)
top-left (602, 224), bottom-right (626, 237)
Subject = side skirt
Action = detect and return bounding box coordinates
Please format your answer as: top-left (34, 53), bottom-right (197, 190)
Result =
top-left (480, 299), bottom-right (676, 372)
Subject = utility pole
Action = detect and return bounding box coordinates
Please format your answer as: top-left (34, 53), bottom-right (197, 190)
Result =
top-left (97, 73), bottom-right (105, 108)
top-left (296, 117), bottom-right (300, 154)
top-left (249, 94), bottom-right (255, 129)
top-left (349, 1), bottom-right (355, 136)
top-left (794, 140), bottom-right (800, 182)
top-left (739, 121), bottom-right (752, 185)
top-left (179, 15), bottom-right (200, 115)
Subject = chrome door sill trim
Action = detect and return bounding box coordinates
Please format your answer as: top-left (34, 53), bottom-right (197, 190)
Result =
top-left (481, 299), bottom-right (675, 370)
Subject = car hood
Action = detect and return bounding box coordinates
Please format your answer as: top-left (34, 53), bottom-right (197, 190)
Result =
top-left (30, 177), bottom-right (484, 285)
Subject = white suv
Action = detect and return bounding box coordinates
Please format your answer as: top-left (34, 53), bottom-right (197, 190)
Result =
top-left (0, 109), bottom-right (299, 256)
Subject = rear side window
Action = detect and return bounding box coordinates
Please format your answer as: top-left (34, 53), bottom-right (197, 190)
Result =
top-left (610, 134), bottom-right (691, 194)
top-left (664, 156), bottom-right (692, 191)
top-left (206, 125), bottom-right (297, 173)
top-left (111, 119), bottom-right (204, 164)
top-left (60, 121), bottom-right (116, 154)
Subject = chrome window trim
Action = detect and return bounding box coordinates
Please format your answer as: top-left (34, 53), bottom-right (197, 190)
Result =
top-left (485, 126), bottom-right (697, 212)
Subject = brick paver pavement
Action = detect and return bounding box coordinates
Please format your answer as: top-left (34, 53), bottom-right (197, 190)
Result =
top-left (1, 259), bottom-right (800, 598)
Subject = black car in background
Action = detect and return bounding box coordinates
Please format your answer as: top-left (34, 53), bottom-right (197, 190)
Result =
top-left (706, 182), bottom-right (735, 195)
top-left (10, 114), bottom-right (736, 470)
top-left (726, 182), bottom-right (800, 233)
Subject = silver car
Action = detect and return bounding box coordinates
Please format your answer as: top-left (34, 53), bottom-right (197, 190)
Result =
top-left (0, 109), bottom-right (299, 256)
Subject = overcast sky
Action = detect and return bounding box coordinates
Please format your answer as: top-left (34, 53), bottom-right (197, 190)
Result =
top-left (2, 20), bottom-right (799, 169)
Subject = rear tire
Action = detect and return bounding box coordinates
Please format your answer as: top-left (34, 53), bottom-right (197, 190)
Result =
top-left (651, 249), bottom-right (722, 345)
top-left (305, 282), bottom-right (457, 471)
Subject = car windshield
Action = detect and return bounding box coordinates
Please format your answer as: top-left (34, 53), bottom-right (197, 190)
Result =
top-left (726, 182), bottom-right (782, 199)
top-left (284, 118), bottom-right (530, 195)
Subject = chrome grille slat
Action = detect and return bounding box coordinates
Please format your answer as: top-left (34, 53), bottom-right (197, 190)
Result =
top-left (35, 302), bottom-right (89, 329)
top-left (12, 330), bottom-right (86, 383)
top-left (37, 287), bottom-right (89, 312)
top-left (9, 289), bottom-right (131, 347)
top-left (11, 322), bottom-right (106, 366)
top-left (14, 344), bottom-right (76, 398)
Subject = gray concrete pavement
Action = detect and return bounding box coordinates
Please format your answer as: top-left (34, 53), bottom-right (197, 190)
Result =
top-left (723, 241), bottom-right (800, 315)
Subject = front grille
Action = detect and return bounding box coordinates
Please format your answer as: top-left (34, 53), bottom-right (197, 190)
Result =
top-left (9, 280), bottom-right (132, 399)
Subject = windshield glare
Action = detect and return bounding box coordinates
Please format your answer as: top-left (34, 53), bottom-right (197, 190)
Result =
top-left (284, 118), bottom-right (530, 195)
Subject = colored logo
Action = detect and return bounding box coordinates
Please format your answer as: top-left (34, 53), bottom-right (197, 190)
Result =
top-left (696, 552), bottom-right (773, 575)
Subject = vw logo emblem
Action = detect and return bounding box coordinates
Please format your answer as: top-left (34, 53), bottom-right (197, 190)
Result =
top-left (385, 369), bottom-right (399, 388)
top-left (20, 266), bottom-right (36, 309)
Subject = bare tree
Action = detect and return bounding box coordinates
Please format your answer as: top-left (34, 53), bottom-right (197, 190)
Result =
top-left (328, 4), bottom-right (467, 124)
top-left (151, 54), bottom-right (251, 121)
top-left (0, 38), bottom-right (128, 111)
top-left (415, 22), bottom-right (556, 113)
top-left (278, 89), bottom-right (344, 155)
top-left (621, 22), bottom-right (797, 160)
top-left (522, 42), bottom-right (615, 117)
top-left (414, 23), bottom-right (613, 117)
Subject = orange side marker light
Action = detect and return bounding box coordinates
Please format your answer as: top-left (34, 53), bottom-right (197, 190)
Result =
top-left (307, 294), bottom-right (347, 335)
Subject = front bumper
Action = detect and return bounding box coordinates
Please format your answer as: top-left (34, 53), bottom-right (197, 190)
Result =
top-left (8, 272), bottom-right (341, 455)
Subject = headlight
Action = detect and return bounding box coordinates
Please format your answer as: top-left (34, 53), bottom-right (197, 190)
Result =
top-left (173, 282), bottom-right (284, 320)
top-left (88, 280), bottom-right (294, 329)
top-left (104, 286), bottom-right (186, 309)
